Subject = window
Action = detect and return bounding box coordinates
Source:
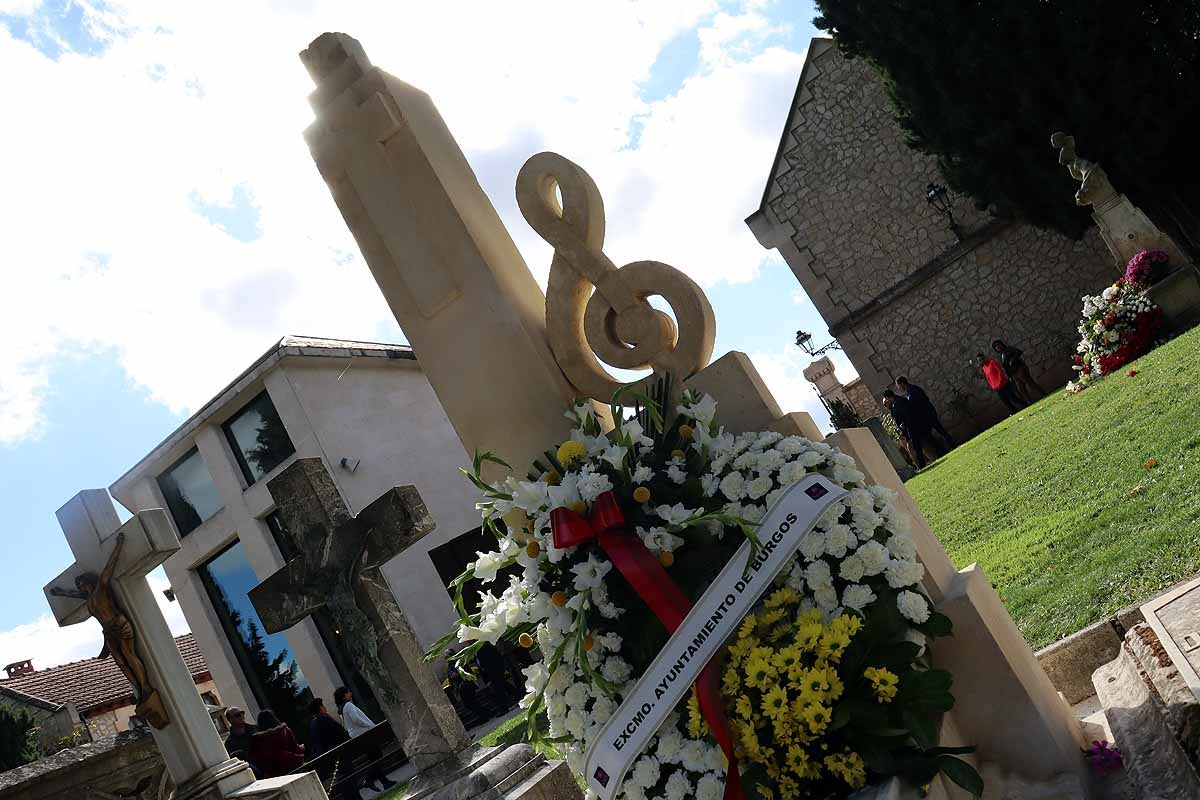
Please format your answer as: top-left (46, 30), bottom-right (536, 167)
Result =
top-left (265, 512), bottom-right (384, 722)
top-left (158, 448), bottom-right (222, 537)
top-left (223, 391), bottom-right (295, 485)
top-left (198, 540), bottom-right (312, 740)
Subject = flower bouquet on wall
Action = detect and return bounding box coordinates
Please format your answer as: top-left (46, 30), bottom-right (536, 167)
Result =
top-left (425, 383), bottom-right (981, 800)
top-left (1123, 249), bottom-right (1171, 288)
top-left (1067, 276), bottom-right (1163, 393)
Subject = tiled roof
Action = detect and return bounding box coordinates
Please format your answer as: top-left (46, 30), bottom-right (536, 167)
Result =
top-left (0, 634), bottom-right (208, 714)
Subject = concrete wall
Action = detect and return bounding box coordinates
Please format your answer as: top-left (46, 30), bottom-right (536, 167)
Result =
top-left (752, 40), bottom-right (1116, 439)
top-left (109, 352), bottom-right (477, 723)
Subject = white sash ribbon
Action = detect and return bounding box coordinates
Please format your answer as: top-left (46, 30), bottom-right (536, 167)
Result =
top-left (583, 475), bottom-right (847, 800)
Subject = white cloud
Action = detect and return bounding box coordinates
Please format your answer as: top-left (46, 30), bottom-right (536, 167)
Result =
top-left (0, 1), bottom-right (811, 445)
top-left (0, 570), bottom-right (189, 672)
top-left (747, 345), bottom-right (832, 432)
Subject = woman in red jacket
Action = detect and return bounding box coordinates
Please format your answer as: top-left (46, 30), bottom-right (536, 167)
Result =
top-left (977, 352), bottom-right (1026, 414)
top-left (248, 709), bottom-right (306, 778)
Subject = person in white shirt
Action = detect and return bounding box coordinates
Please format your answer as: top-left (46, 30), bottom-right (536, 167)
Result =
top-left (334, 687), bottom-right (396, 793)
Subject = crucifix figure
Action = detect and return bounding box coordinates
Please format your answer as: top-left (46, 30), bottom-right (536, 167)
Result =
top-left (248, 458), bottom-right (469, 772)
top-left (44, 490), bottom-right (257, 799)
top-left (49, 530), bottom-right (165, 728)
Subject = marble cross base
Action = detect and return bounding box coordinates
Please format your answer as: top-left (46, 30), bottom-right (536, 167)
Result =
top-left (402, 743), bottom-right (580, 800)
top-left (230, 772), bottom-right (331, 800)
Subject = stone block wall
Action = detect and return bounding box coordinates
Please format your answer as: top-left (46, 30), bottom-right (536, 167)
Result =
top-left (752, 39), bottom-right (1115, 439)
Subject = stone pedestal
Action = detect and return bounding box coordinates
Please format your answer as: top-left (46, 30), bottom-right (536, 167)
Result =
top-left (863, 416), bottom-right (914, 480)
top-left (230, 773), bottom-right (329, 800)
top-left (1146, 265), bottom-right (1200, 333)
top-left (402, 744), bottom-right (579, 800)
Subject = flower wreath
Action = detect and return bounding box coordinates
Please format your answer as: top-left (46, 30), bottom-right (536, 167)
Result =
top-left (426, 385), bottom-right (981, 799)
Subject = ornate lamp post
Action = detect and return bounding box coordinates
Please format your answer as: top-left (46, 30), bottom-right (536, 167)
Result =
top-left (795, 329), bottom-right (842, 356)
top-left (925, 182), bottom-right (961, 241)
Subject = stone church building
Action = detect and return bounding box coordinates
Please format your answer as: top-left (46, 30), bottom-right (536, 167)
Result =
top-left (747, 39), bottom-right (1117, 437)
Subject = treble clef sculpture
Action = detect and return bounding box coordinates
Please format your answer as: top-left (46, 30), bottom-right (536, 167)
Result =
top-left (516, 152), bottom-right (716, 403)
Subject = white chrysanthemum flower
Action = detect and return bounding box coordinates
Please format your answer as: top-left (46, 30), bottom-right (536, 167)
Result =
top-left (679, 740), bottom-right (709, 774)
top-left (824, 524), bottom-right (851, 558)
top-left (798, 529), bottom-right (827, 562)
top-left (746, 474), bottom-right (773, 500)
top-left (600, 656), bottom-right (632, 684)
top-left (622, 785), bottom-right (647, 800)
top-left (805, 560), bottom-right (833, 588)
top-left (591, 694), bottom-right (616, 724)
top-left (655, 726), bottom-right (684, 764)
top-left (564, 682), bottom-right (589, 710)
top-left (666, 464), bottom-right (688, 484)
top-left (719, 471), bottom-right (747, 500)
top-left (839, 553), bottom-right (865, 583)
top-left (885, 558), bottom-right (925, 589)
top-left (857, 540), bottom-right (889, 575)
top-left (598, 601), bottom-right (624, 619)
top-left (842, 583), bottom-right (877, 611)
top-left (632, 464), bottom-right (654, 484)
top-left (756, 449), bottom-right (786, 473)
top-left (777, 436), bottom-right (810, 456)
top-left (764, 487), bottom-right (786, 509)
top-left (732, 450), bottom-right (758, 471)
top-left (577, 468), bottom-right (614, 504)
top-left (785, 562), bottom-right (806, 592)
top-left (755, 431), bottom-right (784, 449)
top-left (814, 584), bottom-right (839, 610)
top-left (779, 460), bottom-right (807, 485)
top-left (897, 590), bottom-right (931, 623)
top-left (701, 473), bottom-right (720, 496)
top-left (664, 770), bottom-right (692, 800)
top-left (628, 755), bottom-right (661, 789)
top-left (571, 554), bottom-right (612, 591)
top-left (695, 773), bottom-right (724, 800)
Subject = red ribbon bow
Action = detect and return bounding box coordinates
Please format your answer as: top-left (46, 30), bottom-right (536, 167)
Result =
top-left (550, 490), bottom-right (743, 800)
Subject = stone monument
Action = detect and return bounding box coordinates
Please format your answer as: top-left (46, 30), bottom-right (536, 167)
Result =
top-left (43, 491), bottom-right (328, 800)
top-left (301, 31), bottom-right (1095, 796)
top-left (1051, 131), bottom-right (1200, 330)
top-left (248, 459), bottom-right (575, 799)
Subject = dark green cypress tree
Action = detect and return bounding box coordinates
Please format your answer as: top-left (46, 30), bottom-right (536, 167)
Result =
top-left (812, 0), bottom-right (1200, 247)
top-left (0, 706), bottom-right (37, 771)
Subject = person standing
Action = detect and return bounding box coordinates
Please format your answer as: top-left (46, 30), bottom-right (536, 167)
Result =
top-left (882, 389), bottom-right (927, 469)
top-left (978, 352), bottom-right (1025, 414)
top-left (335, 686), bottom-right (397, 793)
top-left (247, 709), bottom-right (305, 779)
top-left (992, 339), bottom-right (1045, 401)
top-left (895, 376), bottom-right (955, 450)
top-left (308, 698), bottom-right (358, 800)
top-left (223, 706), bottom-right (258, 775)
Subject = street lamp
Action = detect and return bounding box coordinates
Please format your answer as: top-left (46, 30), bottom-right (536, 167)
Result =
top-left (925, 182), bottom-right (961, 241)
top-left (795, 329), bottom-right (842, 356)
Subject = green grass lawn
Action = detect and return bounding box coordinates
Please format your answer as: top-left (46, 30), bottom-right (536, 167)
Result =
top-left (907, 324), bottom-right (1200, 649)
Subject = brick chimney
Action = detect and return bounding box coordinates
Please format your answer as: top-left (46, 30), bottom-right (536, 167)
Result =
top-left (4, 660), bottom-right (33, 678)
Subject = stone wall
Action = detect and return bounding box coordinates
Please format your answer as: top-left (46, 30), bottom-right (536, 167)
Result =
top-left (751, 39), bottom-right (1115, 439)
top-left (0, 729), bottom-right (167, 800)
top-left (842, 378), bottom-right (879, 422)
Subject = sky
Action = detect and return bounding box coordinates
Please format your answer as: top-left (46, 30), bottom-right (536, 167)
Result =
top-left (0, 0), bottom-right (860, 672)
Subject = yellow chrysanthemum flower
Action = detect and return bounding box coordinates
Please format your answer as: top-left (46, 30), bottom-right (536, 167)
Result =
top-left (762, 685), bottom-right (789, 720)
top-left (824, 752), bottom-right (867, 789)
top-left (745, 655), bottom-right (775, 691)
top-left (864, 666), bottom-right (899, 703)
top-left (555, 439), bottom-right (587, 467)
top-left (796, 621), bottom-right (823, 651)
top-left (779, 774), bottom-right (801, 800)
top-left (687, 689), bottom-right (708, 738)
top-left (735, 695), bottom-right (754, 720)
top-left (738, 613), bottom-right (757, 639)
top-left (772, 645), bottom-right (801, 673)
top-left (765, 587), bottom-right (799, 608)
top-left (818, 627), bottom-right (851, 662)
top-left (802, 702), bottom-right (832, 734)
top-left (756, 784), bottom-right (775, 800)
top-left (759, 607), bottom-right (786, 628)
top-left (831, 613), bottom-right (864, 638)
top-left (785, 744), bottom-right (809, 774)
top-left (722, 667), bottom-right (740, 695)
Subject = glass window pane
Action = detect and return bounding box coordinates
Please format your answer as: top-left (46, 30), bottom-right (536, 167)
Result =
top-left (223, 392), bottom-right (295, 485)
top-left (198, 541), bottom-right (312, 742)
top-left (157, 449), bottom-right (222, 537)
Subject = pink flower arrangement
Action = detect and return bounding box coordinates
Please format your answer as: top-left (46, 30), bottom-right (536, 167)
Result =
top-left (1124, 249), bottom-right (1170, 287)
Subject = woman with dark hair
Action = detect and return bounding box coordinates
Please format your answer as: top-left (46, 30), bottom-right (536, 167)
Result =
top-left (992, 339), bottom-right (1046, 400)
top-left (334, 687), bottom-right (397, 793)
top-left (248, 709), bottom-right (305, 778)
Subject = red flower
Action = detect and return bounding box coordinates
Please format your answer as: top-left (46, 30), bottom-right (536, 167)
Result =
top-left (1073, 355), bottom-right (1082, 364)
top-left (1129, 369), bottom-right (1138, 377)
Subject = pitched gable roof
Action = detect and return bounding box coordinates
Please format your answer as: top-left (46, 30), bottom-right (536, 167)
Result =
top-left (0, 634), bottom-right (208, 715)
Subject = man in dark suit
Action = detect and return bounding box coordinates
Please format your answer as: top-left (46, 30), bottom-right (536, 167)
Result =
top-left (896, 376), bottom-right (955, 451)
top-left (882, 389), bottom-right (927, 469)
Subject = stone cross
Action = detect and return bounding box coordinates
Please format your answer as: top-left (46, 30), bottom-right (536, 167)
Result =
top-left (246, 458), bottom-right (469, 771)
top-left (44, 491), bottom-right (256, 800)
